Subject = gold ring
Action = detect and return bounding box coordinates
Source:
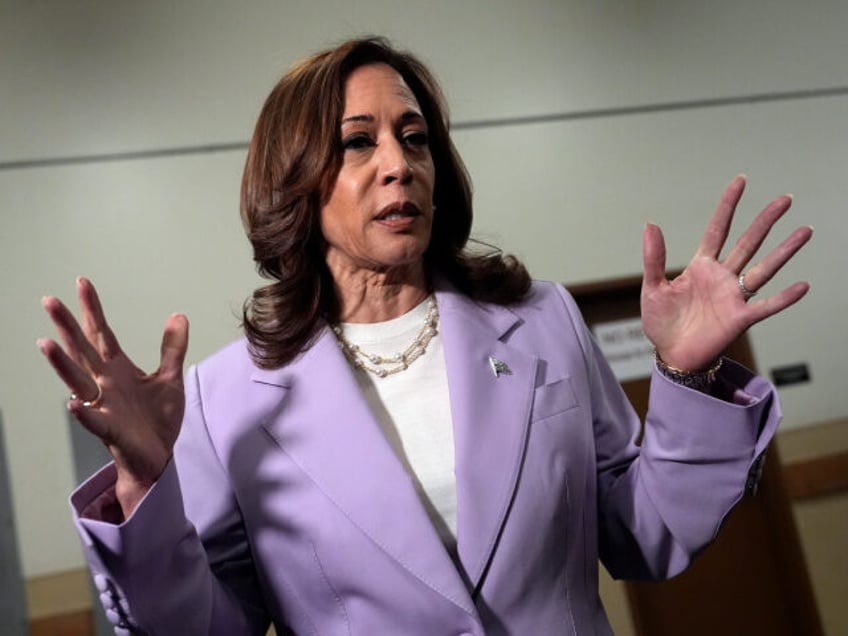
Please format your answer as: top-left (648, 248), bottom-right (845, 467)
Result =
top-left (71, 381), bottom-right (103, 408)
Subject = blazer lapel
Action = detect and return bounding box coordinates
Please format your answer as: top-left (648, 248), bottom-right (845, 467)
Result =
top-left (436, 285), bottom-right (538, 593)
top-left (251, 327), bottom-right (477, 616)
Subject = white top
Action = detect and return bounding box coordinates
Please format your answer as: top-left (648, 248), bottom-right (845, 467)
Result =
top-left (338, 297), bottom-right (457, 554)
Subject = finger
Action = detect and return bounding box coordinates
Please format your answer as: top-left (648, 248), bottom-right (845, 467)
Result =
top-left (37, 338), bottom-right (102, 401)
top-left (695, 175), bottom-right (747, 260)
top-left (158, 313), bottom-right (190, 381)
top-left (642, 222), bottom-right (667, 289)
top-left (745, 281), bottom-right (811, 326)
top-left (42, 295), bottom-right (104, 374)
top-left (722, 194), bottom-right (794, 274)
top-left (67, 399), bottom-right (115, 442)
top-left (736, 225), bottom-right (813, 293)
top-left (78, 277), bottom-right (124, 360)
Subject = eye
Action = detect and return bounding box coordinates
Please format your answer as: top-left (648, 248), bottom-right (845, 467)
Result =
top-left (341, 134), bottom-right (374, 151)
top-left (403, 131), bottom-right (429, 147)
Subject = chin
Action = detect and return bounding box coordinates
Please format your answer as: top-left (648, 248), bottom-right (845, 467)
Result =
top-left (382, 236), bottom-right (430, 263)
top-left (372, 247), bottom-right (429, 274)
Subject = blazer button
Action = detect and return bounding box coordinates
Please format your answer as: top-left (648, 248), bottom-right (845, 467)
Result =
top-left (746, 453), bottom-right (767, 496)
top-left (105, 608), bottom-right (121, 625)
top-left (99, 592), bottom-right (116, 610)
top-left (93, 573), bottom-right (109, 593)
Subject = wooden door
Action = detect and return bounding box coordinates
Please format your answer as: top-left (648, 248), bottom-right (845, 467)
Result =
top-left (569, 274), bottom-right (822, 636)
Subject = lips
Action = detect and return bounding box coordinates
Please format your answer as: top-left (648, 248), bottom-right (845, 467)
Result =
top-left (374, 201), bottom-right (422, 221)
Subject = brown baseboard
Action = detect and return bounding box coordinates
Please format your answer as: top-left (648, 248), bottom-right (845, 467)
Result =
top-left (30, 609), bottom-right (93, 636)
top-left (784, 450), bottom-right (848, 500)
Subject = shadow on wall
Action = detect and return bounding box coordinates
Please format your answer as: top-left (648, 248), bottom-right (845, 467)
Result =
top-left (1, 410), bottom-right (29, 635)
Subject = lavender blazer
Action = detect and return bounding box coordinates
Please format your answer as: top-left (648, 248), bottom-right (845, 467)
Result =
top-left (72, 280), bottom-right (777, 635)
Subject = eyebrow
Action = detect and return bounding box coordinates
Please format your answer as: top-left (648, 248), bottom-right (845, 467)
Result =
top-left (341, 111), bottom-right (426, 126)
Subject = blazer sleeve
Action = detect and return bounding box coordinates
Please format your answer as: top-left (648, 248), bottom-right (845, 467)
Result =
top-left (555, 284), bottom-right (778, 581)
top-left (70, 365), bottom-right (270, 636)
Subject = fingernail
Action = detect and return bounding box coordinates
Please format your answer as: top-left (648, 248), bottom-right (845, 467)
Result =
top-left (736, 173), bottom-right (747, 181)
top-left (785, 193), bottom-right (794, 200)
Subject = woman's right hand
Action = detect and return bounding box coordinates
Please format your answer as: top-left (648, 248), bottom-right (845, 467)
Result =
top-left (38, 277), bottom-right (189, 519)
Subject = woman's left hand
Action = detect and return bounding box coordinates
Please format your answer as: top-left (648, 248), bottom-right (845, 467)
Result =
top-left (641, 175), bottom-right (813, 372)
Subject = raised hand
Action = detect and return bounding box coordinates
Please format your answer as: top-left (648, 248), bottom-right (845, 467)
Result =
top-left (38, 277), bottom-right (189, 517)
top-left (641, 175), bottom-right (812, 373)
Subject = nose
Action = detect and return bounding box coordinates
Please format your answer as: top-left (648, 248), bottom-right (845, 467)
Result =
top-left (380, 139), bottom-right (413, 186)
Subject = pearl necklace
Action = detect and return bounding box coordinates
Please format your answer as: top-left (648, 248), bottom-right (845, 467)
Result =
top-left (332, 296), bottom-right (439, 378)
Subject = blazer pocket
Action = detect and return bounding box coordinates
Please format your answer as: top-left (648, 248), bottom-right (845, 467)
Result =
top-left (531, 376), bottom-right (579, 421)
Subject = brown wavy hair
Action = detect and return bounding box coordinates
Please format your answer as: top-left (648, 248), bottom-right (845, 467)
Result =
top-left (241, 36), bottom-right (531, 369)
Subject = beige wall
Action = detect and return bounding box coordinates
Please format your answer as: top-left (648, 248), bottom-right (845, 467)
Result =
top-left (1, 2), bottom-right (846, 624)
top-left (778, 420), bottom-right (848, 636)
top-left (792, 492), bottom-right (848, 636)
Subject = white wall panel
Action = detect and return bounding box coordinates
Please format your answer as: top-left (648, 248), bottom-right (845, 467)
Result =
top-left (453, 93), bottom-right (845, 429)
top-left (2, 0), bottom-right (847, 162)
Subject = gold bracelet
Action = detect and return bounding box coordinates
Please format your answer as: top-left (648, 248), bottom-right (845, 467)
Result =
top-left (653, 349), bottom-right (723, 390)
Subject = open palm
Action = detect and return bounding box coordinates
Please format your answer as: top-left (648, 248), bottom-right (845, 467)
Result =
top-left (39, 277), bottom-right (189, 516)
top-left (641, 176), bottom-right (812, 373)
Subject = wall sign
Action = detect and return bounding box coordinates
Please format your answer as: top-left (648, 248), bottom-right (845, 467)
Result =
top-left (592, 316), bottom-right (654, 382)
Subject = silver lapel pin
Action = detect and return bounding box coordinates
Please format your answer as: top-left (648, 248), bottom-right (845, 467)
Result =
top-left (488, 356), bottom-right (512, 378)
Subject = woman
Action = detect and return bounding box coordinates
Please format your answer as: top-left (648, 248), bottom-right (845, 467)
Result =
top-left (39, 37), bottom-right (812, 635)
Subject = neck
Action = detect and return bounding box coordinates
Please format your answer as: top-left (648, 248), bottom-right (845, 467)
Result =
top-left (330, 261), bottom-right (430, 323)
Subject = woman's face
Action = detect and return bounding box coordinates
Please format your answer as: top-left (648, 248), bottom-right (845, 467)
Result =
top-left (320, 63), bottom-right (435, 278)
